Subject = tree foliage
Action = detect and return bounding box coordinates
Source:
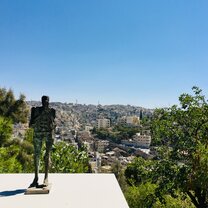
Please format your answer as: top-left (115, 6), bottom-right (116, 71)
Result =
top-left (0, 116), bottom-right (13, 146)
top-left (12, 135), bottom-right (34, 173)
top-left (39, 141), bottom-right (91, 173)
top-left (124, 87), bottom-right (208, 208)
top-left (0, 88), bottom-right (29, 123)
top-left (2, 128), bottom-right (35, 173)
top-left (125, 157), bottom-right (154, 186)
top-left (111, 160), bottom-right (128, 192)
top-left (94, 125), bottom-right (141, 144)
top-left (125, 182), bottom-right (157, 208)
top-left (151, 87), bottom-right (208, 208)
top-left (125, 157), bottom-right (195, 208)
top-left (0, 145), bottom-right (22, 173)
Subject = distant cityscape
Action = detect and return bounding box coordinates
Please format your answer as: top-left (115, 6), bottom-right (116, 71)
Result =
top-left (14, 101), bottom-right (154, 173)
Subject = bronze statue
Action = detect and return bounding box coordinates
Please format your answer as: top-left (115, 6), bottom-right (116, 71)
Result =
top-left (29, 95), bottom-right (56, 188)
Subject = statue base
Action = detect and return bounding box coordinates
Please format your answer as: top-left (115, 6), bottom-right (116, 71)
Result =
top-left (25, 184), bottom-right (52, 195)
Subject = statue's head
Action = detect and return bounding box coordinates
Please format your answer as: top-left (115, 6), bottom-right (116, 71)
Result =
top-left (41, 95), bottom-right (49, 108)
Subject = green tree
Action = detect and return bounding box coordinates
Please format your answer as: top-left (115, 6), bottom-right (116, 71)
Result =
top-left (114, 125), bottom-right (141, 139)
top-left (12, 134), bottom-right (34, 173)
top-left (39, 141), bottom-right (91, 173)
top-left (111, 160), bottom-right (128, 192)
top-left (125, 183), bottom-right (194, 208)
top-left (125, 182), bottom-right (157, 208)
top-left (4, 128), bottom-right (34, 173)
top-left (0, 88), bottom-right (31, 172)
top-left (0, 116), bottom-right (13, 146)
top-left (24, 128), bottom-right (34, 143)
top-left (0, 88), bottom-right (29, 123)
top-left (151, 87), bottom-right (208, 208)
top-left (125, 157), bottom-right (195, 208)
top-left (95, 126), bottom-right (142, 144)
top-left (125, 157), bottom-right (155, 186)
top-left (153, 193), bottom-right (195, 208)
top-left (0, 145), bottom-right (22, 173)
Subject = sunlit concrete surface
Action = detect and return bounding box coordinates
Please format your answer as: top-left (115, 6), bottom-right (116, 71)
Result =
top-left (0, 173), bottom-right (129, 208)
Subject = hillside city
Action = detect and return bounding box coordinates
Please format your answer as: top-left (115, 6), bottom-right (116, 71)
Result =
top-left (14, 101), bottom-right (154, 173)
top-left (3, 87), bottom-right (208, 208)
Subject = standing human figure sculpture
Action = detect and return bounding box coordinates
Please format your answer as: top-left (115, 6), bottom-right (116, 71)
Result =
top-left (29, 95), bottom-right (56, 188)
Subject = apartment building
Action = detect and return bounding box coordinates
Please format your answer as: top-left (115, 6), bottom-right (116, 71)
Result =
top-left (133, 133), bottom-right (151, 148)
top-left (96, 118), bottom-right (110, 129)
top-left (119, 116), bottom-right (140, 126)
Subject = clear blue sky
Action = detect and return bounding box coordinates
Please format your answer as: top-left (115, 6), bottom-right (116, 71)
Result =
top-left (0, 0), bottom-right (208, 108)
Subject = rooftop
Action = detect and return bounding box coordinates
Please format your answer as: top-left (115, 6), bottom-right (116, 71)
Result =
top-left (0, 173), bottom-right (129, 208)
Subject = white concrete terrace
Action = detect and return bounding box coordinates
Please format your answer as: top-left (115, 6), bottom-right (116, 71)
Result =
top-left (0, 173), bottom-right (129, 208)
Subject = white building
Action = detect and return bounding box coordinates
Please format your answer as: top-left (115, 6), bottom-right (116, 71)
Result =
top-left (119, 116), bottom-right (140, 126)
top-left (133, 133), bottom-right (151, 148)
top-left (96, 118), bottom-right (110, 129)
top-left (126, 116), bottom-right (139, 124)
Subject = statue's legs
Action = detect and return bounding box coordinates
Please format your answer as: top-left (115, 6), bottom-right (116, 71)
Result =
top-left (29, 133), bottom-right (42, 188)
top-left (43, 133), bottom-right (53, 186)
